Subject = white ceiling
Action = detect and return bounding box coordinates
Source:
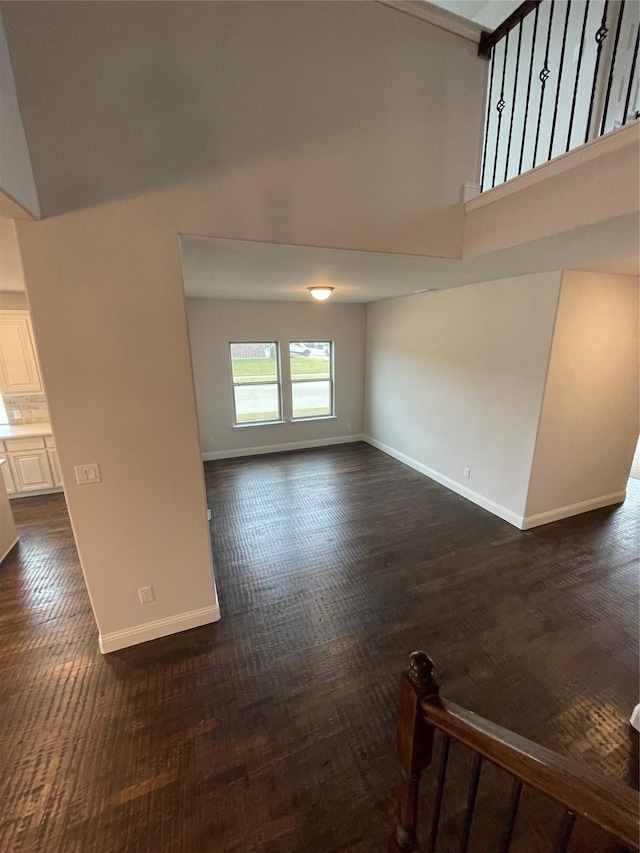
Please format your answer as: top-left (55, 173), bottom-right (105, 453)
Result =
top-left (180, 214), bottom-right (639, 303)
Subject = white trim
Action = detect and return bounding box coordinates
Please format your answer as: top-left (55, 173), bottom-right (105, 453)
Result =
top-left (0, 535), bottom-right (19, 563)
top-left (362, 435), bottom-right (524, 528)
top-left (376, 1), bottom-right (484, 43)
top-left (99, 604), bottom-right (221, 654)
top-left (520, 492), bottom-right (626, 530)
top-left (466, 121), bottom-right (640, 211)
top-left (630, 704), bottom-right (640, 732)
top-left (462, 182), bottom-right (481, 203)
top-left (202, 434), bottom-right (363, 462)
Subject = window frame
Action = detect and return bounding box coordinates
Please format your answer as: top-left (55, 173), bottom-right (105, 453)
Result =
top-left (229, 341), bottom-right (283, 427)
top-left (288, 341), bottom-right (334, 422)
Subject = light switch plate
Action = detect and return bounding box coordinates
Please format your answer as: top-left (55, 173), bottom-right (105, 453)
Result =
top-left (74, 463), bottom-right (102, 485)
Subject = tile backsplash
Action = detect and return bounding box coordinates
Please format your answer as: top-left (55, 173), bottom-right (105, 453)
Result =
top-left (3, 394), bottom-right (50, 424)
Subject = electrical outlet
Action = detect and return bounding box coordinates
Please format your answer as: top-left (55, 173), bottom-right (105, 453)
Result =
top-left (138, 586), bottom-right (154, 604)
top-left (207, 509), bottom-right (212, 520)
top-left (208, 437), bottom-right (215, 445)
top-left (464, 467), bottom-right (471, 479)
top-left (11, 410), bottom-right (21, 420)
top-left (74, 463), bottom-right (102, 485)
top-left (347, 422), bottom-right (352, 430)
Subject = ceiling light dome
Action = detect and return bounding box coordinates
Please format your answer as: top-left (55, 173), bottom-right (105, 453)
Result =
top-left (308, 286), bottom-right (335, 301)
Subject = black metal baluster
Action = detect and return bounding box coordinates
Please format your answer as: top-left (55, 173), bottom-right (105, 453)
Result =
top-left (504, 21), bottom-right (524, 182)
top-left (548, 0), bottom-right (572, 160)
top-left (566, 0), bottom-right (590, 150)
top-left (459, 754), bottom-right (482, 853)
top-left (480, 46), bottom-right (497, 191)
top-left (518, 4), bottom-right (541, 174)
top-left (533, 0), bottom-right (556, 168)
top-left (600, 0), bottom-right (626, 135)
top-left (622, 23), bottom-right (640, 125)
top-left (492, 32), bottom-right (510, 188)
top-left (553, 810), bottom-right (576, 852)
top-left (427, 736), bottom-right (451, 853)
top-left (498, 779), bottom-right (522, 853)
top-left (585, 0), bottom-right (610, 142)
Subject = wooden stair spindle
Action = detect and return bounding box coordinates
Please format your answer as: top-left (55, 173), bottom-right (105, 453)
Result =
top-left (388, 651), bottom-right (440, 853)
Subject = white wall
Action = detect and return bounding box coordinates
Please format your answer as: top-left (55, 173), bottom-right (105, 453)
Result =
top-left (0, 15), bottom-right (39, 217)
top-left (0, 220), bottom-right (27, 297)
top-left (524, 271), bottom-right (639, 519)
top-left (3, 0), bottom-right (486, 258)
top-left (364, 272), bottom-right (562, 521)
top-left (0, 291), bottom-right (27, 311)
top-left (186, 299), bottom-right (365, 456)
top-left (0, 462), bottom-right (18, 562)
top-left (4, 1), bottom-right (487, 652)
top-left (16, 202), bottom-right (221, 653)
top-left (3, 1), bottom-right (489, 652)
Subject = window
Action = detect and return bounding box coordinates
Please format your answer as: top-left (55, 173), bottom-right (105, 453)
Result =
top-left (289, 342), bottom-right (333, 419)
top-left (230, 342), bottom-right (281, 425)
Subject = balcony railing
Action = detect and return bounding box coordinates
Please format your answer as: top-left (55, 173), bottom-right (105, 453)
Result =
top-left (388, 652), bottom-right (639, 852)
top-left (478, 0), bottom-right (640, 192)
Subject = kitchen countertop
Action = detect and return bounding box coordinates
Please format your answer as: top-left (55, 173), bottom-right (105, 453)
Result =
top-left (0, 422), bottom-right (53, 440)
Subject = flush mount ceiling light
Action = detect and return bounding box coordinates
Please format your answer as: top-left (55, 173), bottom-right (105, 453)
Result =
top-left (307, 286), bottom-right (335, 301)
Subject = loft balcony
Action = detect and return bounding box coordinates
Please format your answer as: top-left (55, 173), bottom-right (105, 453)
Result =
top-left (476, 0), bottom-right (639, 193)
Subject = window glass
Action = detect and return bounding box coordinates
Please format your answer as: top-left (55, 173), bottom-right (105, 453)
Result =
top-left (291, 380), bottom-right (332, 419)
top-left (233, 384), bottom-right (280, 423)
top-left (289, 342), bottom-right (333, 419)
top-left (230, 343), bottom-right (278, 384)
top-left (230, 342), bottom-right (281, 424)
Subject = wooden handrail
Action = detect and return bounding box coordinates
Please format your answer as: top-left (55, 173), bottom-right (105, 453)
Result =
top-left (478, 0), bottom-right (542, 58)
top-left (388, 652), bottom-right (640, 853)
top-left (422, 696), bottom-right (639, 848)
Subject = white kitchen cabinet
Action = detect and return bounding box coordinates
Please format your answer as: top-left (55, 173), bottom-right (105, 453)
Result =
top-left (47, 447), bottom-right (62, 487)
top-left (0, 456), bottom-right (16, 494)
top-left (0, 311), bottom-right (43, 395)
top-left (1, 432), bottom-right (62, 497)
top-left (10, 449), bottom-right (54, 492)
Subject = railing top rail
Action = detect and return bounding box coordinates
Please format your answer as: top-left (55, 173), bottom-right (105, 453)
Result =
top-left (478, 0), bottom-right (542, 58)
top-left (421, 694), bottom-right (640, 848)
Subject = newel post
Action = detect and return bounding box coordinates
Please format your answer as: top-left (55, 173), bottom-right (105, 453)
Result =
top-left (388, 651), bottom-right (440, 853)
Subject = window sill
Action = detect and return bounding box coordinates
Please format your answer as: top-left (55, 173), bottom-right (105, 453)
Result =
top-left (233, 420), bottom-right (285, 429)
top-left (291, 415), bottom-right (337, 423)
top-left (233, 415), bottom-right (337, 429)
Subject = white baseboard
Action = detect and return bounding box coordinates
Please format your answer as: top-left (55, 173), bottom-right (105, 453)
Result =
top-left (362, 435), bottom-right (628, 531)
top-left (520, 491), bottom-right (626, 530)
top-left (202, 434), bottom-right (364, 462)
top-left (0, 535), bottom-right (19, 563)
top-left (362, 435), bottom-right (524, 528)
top-left (99, 603), bottom-right (221, 654)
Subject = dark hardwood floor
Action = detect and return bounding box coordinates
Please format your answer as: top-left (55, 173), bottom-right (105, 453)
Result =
top-left (1, 442), bottom-right (638, 852)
